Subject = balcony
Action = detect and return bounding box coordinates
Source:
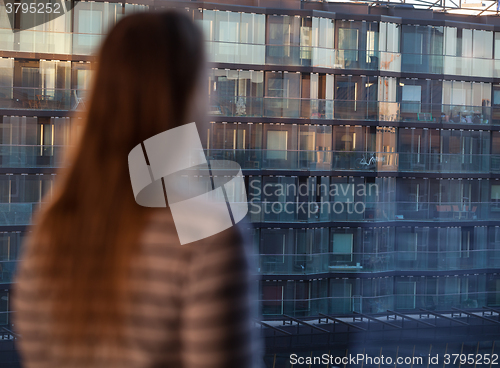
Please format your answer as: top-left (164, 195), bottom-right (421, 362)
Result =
top-left (0, 145), bottom-right (64, 168)
top-left (1, 90), bottom-right (494, 128)
top-left (0, 261), bottom-right (17, 285)
top-left (0, 87), bottom-right (85, 111)
top-left (1, 200), bottom-right (497, 228)
top-left (207, 150), bottom-right (497, 173)
top-left (0, 203), bottom-right (40, 226)
top-left (209, 96), bottom-right (493, 125)
top-left (206, 42), bottom-right (500, 78)
top-left (257, 249), bottom-right (498, 276)
top-left (0, 28), bottom-right (105, 56)
top-left (260, 292), bottom-right (493, 317)
top-left (0, 146), bottom-right (494, 174)
top-left (249, 201), bottom-right (498, 223)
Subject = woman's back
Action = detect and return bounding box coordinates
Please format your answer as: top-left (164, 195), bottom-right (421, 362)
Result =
top-left (14, 209), bottom-right (260, 367)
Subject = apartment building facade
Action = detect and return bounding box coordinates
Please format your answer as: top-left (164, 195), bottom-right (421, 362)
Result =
top-left (0, 0), bottom-right (500, 328)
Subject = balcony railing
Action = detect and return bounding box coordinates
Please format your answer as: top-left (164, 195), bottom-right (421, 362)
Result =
top-left (209, 96), bottom-right (493, 125)
top-left (207, 150), bottom-right (497, 173)
top-left (0, 261), bottom-right (17, 285)
top-left (0, 203), bottom-right (39, 226)
top-left (1, 87), bottom-right (495, 127)
top-left (0, 28), bottom-right (106, 56)
top-left (2, 200), bottom-right (497, 227)
top-left (256, 249), bottom-right (500, 275)
top-left (206, 41), bottom-right (500, 77)
top-left (0, 87), bottom-right (86, 111)
top-left (0, 145), bottom-right (65, 168)
top-left (248, 201), bottom-right (498, 223)
top-left (1, 29), bottom-right (499, 76)
top-left (0, 146), bottom-right (495, 173)
top-left (259, 291), bottom-right (493, 316)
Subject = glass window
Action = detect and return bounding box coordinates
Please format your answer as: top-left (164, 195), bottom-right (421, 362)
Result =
top-left (241, 13), bottom-right (265, 45)
top-left (265, 71), bottom-right (300, 98)
top-left (261, 284), bottom-right (283, 315)
top-left (0, 1), bottom-right (14, 51)
top-left (314, 17), bottom-right (334, 49)
top-left (311, 18), bottom-right (334, 67)
top-left (263, 124), bottom-right (297, 153)
top-left (266, 130), bottom-right (287, 160)
top-left (338, 28), bottom-right (358, 51)
top-left (332, 233), bottom-right (353, 262)
top-left (401, 25), bottom-right (443, 74)
top-left (473, 29), bottom-right (493, 59)
top-left (260, 229), bottom-right (287, 255)
top-left (39, 60), bottom-right (70, 99)
top-left (77, 68), bottom-right (91, 91)
top-left (201, 10), bottom-right (265, 64)
top-left (17, 1), bottom-right (72, 54)
top-left (396, 280), bottom-right (416, 309)
top-left (0, 233), bottom-right (20, 261)
top-left (495, 33), bottom-right (500, 60)
top-left (442, 80), bottom-right (491, 107)
top-left (294, 282), bottom-right (310, 314)
top-left (335, 20), bottom-right (378, 70)
top-left (380, 22), bottom-right (400, 53)
top-left (264, 71), bottom-right (301, 118)
top-left (380, 23), bottom-right (402, 72)
top-left (217, 11), bottom-right (239, 44)
top-left (200, 9), bottom-right (215, 41)
top-left (491, 185), bottom-right (500, 203)
top-left (79, 9), bottom-right (103, 38)
top-left (492, 132), bottom-right (500, 155)
top-left (73, 2), bottom-right (120, 55)
top-left (329, 280), bottom-right (352, 314)
top-left (338, 28), bottom-right (359, 63)
top-left (53, 117), bottom-right (72, 146)
top-left (444, 27), bottom-right (458, 56)
top-left (123, 3), bottom-right (148, 16)
top-left (0, 291), bottom-right (9, 324)
top-left (267, 15), bottom-right (300, 46)
top-left (0, 177), bottom-right (9, 203)
top-left (1, 116), bottom-right (37, 145)
top-left (266, 15), bottom-right (301, 65)
top-left (402, 85), bottom-right (421, 102)
top-left (0, 58), bottom-right (13, 100)
top-left (397, 232), bottom-right (418, 261)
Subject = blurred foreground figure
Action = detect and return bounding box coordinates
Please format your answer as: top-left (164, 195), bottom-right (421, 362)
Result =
top-left (13, 11), bottom-right (261, 368)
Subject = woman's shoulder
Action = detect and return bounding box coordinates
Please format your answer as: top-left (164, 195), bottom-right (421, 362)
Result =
top-left (147, 207), bottom-right (249, 241)
top-left (139, 209), bottom-right (255, 292)
top-left (142, 208), bottom-right (251, 252)
top-left (142, 209), bottom-right (252, 260)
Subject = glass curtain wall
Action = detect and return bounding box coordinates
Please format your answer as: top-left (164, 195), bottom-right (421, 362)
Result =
top-left (266, 15), bottom-right (301, 65)
top-left (401, 25), bottom-right (444, 74)
top-left (335, 20), bottom-right (379, 70)
top-left (209, 69), bottom-right (264, 117)
top-left (73, 1), bottom-right (122, 55)
top-left (264, 71), bottom-right (301, 118)
top-left (311, 17), bottom-right (335, 67)
top-left (334, 75), bottom-right (378, 120)
top-left (379, 22), bottom-right (401, 72)
top-left (442, 81), bottom-right (491, 124)
top-left (200, 10), bottom-right (265, 64)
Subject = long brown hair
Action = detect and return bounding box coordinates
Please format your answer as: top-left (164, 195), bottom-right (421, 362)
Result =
top-left (17, 10), bottom-right (205, 359)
